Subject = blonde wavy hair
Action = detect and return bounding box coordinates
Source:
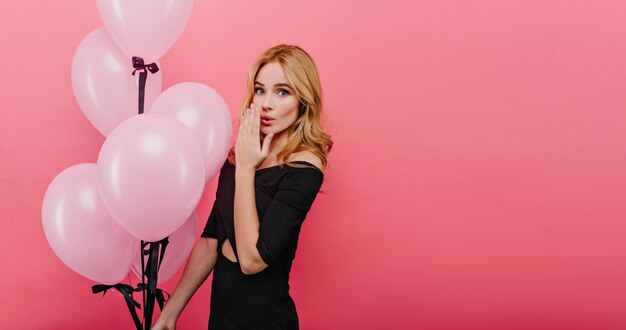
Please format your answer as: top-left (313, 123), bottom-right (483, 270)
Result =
top-left (227, 44), bottom-right (333, 180)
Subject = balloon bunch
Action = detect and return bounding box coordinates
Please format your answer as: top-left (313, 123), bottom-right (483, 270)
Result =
top-left (41, 1), bottom-right (232, 329)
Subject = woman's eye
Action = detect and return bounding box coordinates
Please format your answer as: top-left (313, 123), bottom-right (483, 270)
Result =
top-left (254, 87), bottom-right (264, 94)
top-left (277, 89), bottom-right (289, 96)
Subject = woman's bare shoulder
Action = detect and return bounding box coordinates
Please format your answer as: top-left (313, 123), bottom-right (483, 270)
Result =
top-left (289, 151), bottom-right (325, 174)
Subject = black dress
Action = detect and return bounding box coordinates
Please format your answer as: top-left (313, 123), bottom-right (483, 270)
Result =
top-left (201, 159), bottom-right (324, 330)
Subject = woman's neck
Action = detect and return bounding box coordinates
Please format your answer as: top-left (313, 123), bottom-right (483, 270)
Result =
top-left (265, 130), bottom-right (289, 159)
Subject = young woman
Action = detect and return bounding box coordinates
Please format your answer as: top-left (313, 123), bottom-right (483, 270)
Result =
top-left (152, 44), bottom-right (333, 329)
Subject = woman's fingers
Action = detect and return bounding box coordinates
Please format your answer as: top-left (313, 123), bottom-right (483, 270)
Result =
top-left (245, 106), bottom-right (253, 135)
top-left (241, 107), bottom-right (250, 137)
top-left (238, 104), bottom-right (262, 157)
top-left (252, 104), bottom-right (260, 137)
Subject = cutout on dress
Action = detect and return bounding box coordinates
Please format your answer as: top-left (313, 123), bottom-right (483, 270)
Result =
top-left (221, 238), bottom-right (238, 263)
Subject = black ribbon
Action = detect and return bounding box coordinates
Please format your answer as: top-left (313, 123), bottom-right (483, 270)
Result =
top-left (131, 57), bottom-right (159, 114)
top-left (90, 57), bottom-right (169, 330)
top-left (135, 283), bottom-right (171, 311)
top-left (92, 283), bottom-right (142, 330)
top-left (139, 237), bottom-right (169, 329)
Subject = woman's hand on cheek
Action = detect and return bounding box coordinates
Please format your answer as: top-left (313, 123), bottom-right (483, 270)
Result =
top-left (235, 103), bottom-right (274, 172)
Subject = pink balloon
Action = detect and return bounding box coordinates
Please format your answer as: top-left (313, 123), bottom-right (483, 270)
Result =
top-left (71, 27), bottom-right (162, 136)
top-left (149, 82), bottom-right (232, 183)
top-left (97, 114), bottom-right (206, 242)
top-left (96, 0), bottom-right (194, 63)
top-left (42, 163), bottom-right (139, 285)
top-left (132, 212), bottom-right (198, 285)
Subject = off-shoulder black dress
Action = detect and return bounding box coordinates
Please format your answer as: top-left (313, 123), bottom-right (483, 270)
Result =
top-left (201, 159), bottom-right (324, 330)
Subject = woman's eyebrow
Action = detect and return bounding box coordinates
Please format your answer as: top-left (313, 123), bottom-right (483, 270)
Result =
top-left (254, 81), bottom-right (293, 89)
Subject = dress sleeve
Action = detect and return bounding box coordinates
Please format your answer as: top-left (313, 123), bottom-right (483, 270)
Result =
top-left (201, 198), bottom-right (218, 238)
top-left (256, 168), bottom-right (324, 265)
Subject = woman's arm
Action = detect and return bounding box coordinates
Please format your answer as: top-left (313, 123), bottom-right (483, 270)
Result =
top-left (152, 237), bottom-right (218, 329)
top-left (234, 168), bottom-right (269, 275)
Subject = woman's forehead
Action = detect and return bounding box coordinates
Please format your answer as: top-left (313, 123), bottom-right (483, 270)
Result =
top-left (256, 62), bottom-right (288, 83)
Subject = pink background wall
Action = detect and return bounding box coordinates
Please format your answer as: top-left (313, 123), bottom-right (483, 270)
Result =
top-left (2, 0), bottom-right (626, 329)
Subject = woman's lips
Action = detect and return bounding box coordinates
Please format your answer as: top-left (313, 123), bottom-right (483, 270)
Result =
top-left (261, 117), bottom-right (274, 126)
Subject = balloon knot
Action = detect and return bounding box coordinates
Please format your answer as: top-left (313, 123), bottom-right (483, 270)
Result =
top-left (131, 56), bottom-right (159, 76)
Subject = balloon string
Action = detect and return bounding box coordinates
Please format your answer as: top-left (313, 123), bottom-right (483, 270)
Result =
top-left (138, 70), bottom-right (147, 114)
top-left (128, 56), bottom-right (166, 329)
top-left (92, 283), bottom-right (142, 330)
top-left (140, 240), bottom-right (148, 326)
top-left (134, 283), bottom-right (171, 311)
top-left (140, 237), bottom-right (169, 329)
top-left (131, 57), bottom-right (159, 115)
top-left (158, 236), bottom-right (169, 272)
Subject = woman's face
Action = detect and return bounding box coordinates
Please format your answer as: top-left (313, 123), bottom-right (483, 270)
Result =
top-left (252, 62), bottom-right (300, 137)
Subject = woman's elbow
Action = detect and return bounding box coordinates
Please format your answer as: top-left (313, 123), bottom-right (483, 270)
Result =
top-left (240, 258), bottom-right (268, 275)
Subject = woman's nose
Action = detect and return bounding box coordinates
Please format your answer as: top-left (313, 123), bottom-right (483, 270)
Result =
top-left (262, 94), bottom-right (273, 110)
